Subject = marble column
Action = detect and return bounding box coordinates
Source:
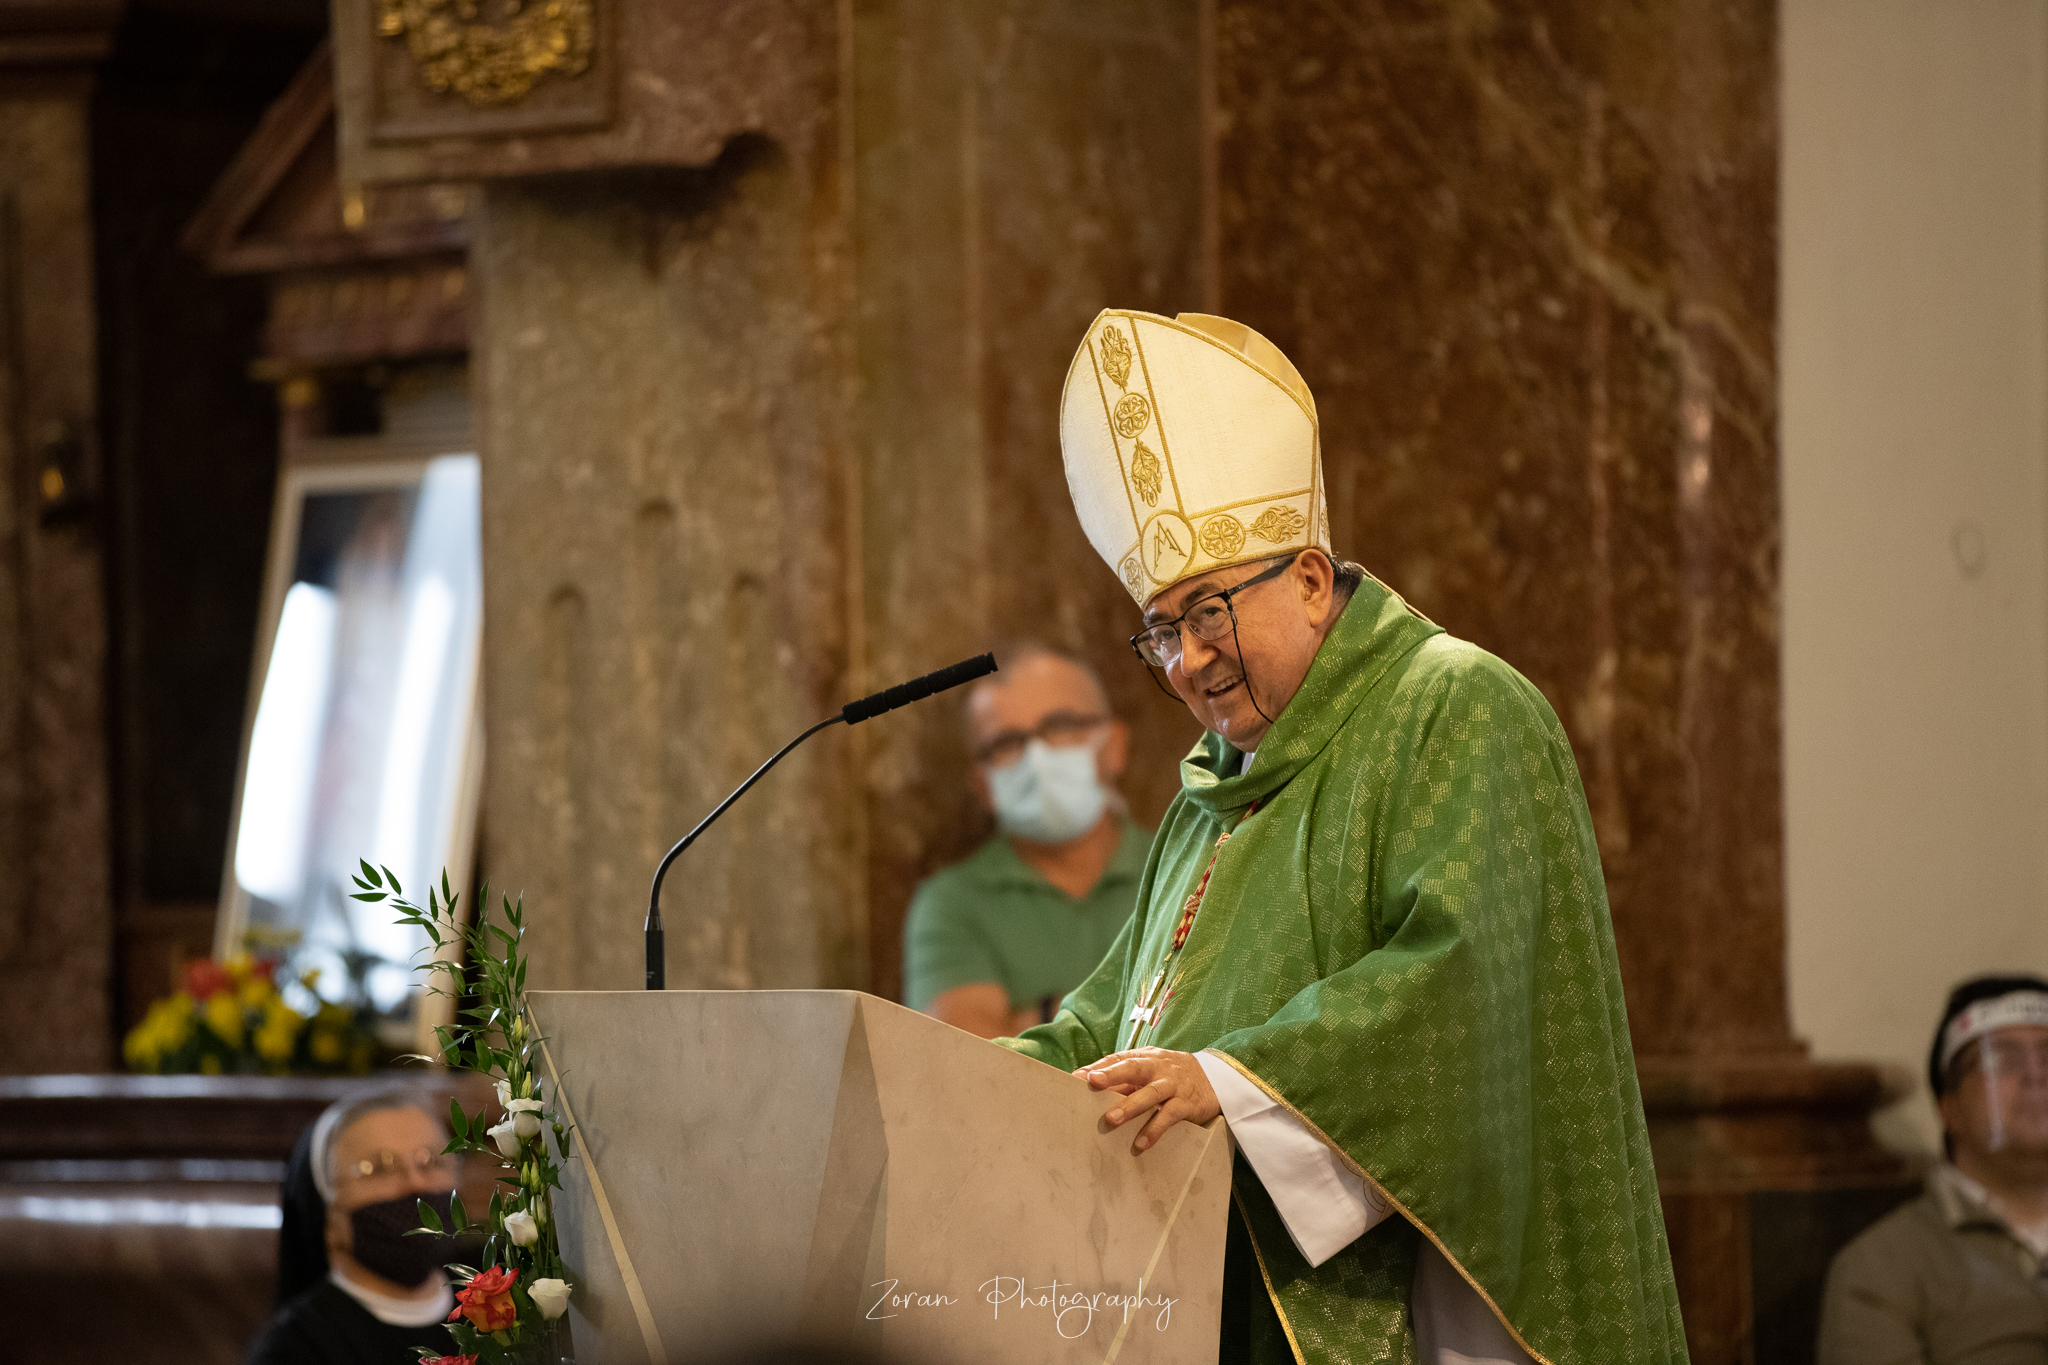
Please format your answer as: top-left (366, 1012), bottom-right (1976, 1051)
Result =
top-left (471, 138), bottom-right (863, 992)
top-left (1209, 2), bottom-right (1899, 1359)
top-left (0, 9), bottom-right (119, 1070)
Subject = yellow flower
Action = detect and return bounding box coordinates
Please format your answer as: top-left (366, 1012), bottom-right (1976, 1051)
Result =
top-left (123, 1025), bottom-right (158, 1072)
top-left (224, 952), bottom-right (253, 982)
top-left (238, 976), bottom-right (274, 1010)
top-left (204, 990), bottom-right (244, 1048)
top-left (199, 1054), bottom-right (223, 1076)
top-left (157, 995), bottom-right (195, 1049)
top-left (254, 1000), bottom-right (302, 1065)
top-left (309, 1027), bottom-right (344, 1065)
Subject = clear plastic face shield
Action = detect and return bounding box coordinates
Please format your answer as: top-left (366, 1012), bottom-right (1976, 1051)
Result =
top-left (1941, 993), bottom-right (2048, 1158)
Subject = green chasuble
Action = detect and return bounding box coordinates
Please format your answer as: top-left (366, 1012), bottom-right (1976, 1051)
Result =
top-left (1000, 576), bottom-right (1686, 1365)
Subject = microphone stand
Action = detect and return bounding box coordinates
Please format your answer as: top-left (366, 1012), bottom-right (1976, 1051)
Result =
top-left (645, 652), bottom-right (997, 989)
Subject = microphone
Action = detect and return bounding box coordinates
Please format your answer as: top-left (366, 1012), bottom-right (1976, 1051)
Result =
top-left (644, 652), bottom-right (997, 989)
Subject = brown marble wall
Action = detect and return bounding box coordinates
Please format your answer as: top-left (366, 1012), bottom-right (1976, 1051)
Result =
top-left (850, 0), bottom-right (1205, 1004)
top-left (1212, 0), bottom-right (1785, 1064)
top-left (0, 86), bottom-right (113, 1071)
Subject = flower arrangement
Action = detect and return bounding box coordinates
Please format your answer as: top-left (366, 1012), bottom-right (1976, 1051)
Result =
top-left (123, 945), bottom-right (380, 1076)
top-left (349, 863), bottom-right (577, 1364)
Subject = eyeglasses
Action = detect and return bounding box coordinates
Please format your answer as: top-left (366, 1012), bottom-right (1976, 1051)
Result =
top-left (1128, 556), bottom-right (1294, 670)
top-left (341, 1147), bottom-right (458, 1185)
top-left (973, 710), bottom-right (1107, 767)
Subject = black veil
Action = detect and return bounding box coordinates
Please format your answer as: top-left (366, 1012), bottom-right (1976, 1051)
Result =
top-left (276, 1120), bottom-right (329, 1305)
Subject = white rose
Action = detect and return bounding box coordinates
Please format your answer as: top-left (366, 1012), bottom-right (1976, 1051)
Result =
top-left (529, 1277), bottom-right (572, 1320)
top-left (509, 1097), bottom-right (544, 1139)
top-left (487, 1117), bottom-right (521, 1159)
top-left (495, 1078), bottom-right (512, 1107)
top-left (504, 1209), bottom-right (538, 1246)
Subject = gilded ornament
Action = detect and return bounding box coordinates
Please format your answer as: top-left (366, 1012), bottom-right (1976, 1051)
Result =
top-left (378, 0), bottom-right (595, 108)
top-left (1248, 504), bottom-right (1309, 544)
top-left (1099, 325), bottom-right (1133, 390)
top-left (1198, 514), bottom-right (1247, 559)
top-left (1141, 511), bottom-right (1195, 583)
top-left (1111, 393), bottom-right (1151, 439)
top-left (1130, 441), bottom-right (1163, 508)
top-left (1121, 557), bottom-right (1144, 596)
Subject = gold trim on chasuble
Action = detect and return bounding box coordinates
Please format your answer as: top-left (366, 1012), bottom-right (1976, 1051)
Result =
top-left (1232, 1182), bottom-right (1312, 1365)
top-left (1077, 311), bottom-right (1324, 606)
top-left (1205, 1048), bottom-right (1558, 1365)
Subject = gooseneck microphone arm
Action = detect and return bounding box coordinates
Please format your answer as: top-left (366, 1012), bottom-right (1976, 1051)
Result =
top-left (645, 652), bottom-right (997, 989)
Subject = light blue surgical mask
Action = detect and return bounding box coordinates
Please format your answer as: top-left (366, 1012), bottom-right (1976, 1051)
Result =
top-left (989, 737), bottom-right (1109, 844)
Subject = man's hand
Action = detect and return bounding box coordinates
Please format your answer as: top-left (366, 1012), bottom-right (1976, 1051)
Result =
top-left (1074, 1048), bottom-right (1220, 1152)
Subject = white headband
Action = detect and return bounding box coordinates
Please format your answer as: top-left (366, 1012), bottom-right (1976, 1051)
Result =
top-left (308, 1097), bottom-right (350, 1204)
top-left (1940, 990), bottom-right (2048, 1073)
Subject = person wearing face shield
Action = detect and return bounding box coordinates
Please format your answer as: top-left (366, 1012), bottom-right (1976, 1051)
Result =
top-left (246, 1088), bottom-right (466, 1364)
top-left (1818, 975), bottom-right (2048, 1364)
top-left (903, 643), bottom-right (1151, 1040)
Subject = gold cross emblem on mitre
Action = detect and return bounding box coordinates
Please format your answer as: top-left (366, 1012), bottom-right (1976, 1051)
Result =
top-left (1060, 310), bottom-right (1329, 607)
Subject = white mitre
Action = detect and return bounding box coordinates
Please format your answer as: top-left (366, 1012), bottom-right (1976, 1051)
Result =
top-left (1060, 309), bottom-right (1329, 607)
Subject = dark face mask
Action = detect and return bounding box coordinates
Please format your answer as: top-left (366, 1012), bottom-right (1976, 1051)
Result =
top-left (347, 1189), bottom-right (459, 1288)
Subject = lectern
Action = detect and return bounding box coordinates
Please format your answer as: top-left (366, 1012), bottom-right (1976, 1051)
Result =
top-left (528, 990), bottom-right (1231, 1363)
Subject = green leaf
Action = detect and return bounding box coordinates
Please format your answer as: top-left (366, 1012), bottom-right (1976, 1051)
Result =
top-left (450, 1097), bottom-right (472, 1141)
top-left (359, 859), bottom-right (382, 888)
top-left (385, 866), bottom-right (402, 896)
top-left (449, 1192), bottom-right (469, 1232)
top-left (349, 891), bottom-right (387, 902)
top-left (415, 1197), bottom-right (444, 1233)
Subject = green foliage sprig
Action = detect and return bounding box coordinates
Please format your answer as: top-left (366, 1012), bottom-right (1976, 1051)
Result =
top-left (351, 863), bottom-right (576, 1363)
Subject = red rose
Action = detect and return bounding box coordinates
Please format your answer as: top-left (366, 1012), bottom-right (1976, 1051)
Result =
top-left (183, 959), bottom-right (233, 1000)
top-left (419, 1357), bottom-right (477, 1365)
top-left (452, 1264), bottom-right (519, 1332)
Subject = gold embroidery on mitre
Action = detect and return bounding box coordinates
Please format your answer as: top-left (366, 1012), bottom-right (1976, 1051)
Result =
top-left (1248, 505), bottom-right (1308, 544)
top-left (1121, 556), bottom-right (1144, 598)
top-left (1099, 325), bottom-right (1133, 390)
top-left (1198, 514), bottom-right (1247, 559)
top-left (1131, 441), bottom-right (1163, 508)
top-left (1112, 393), bottom-right (1151, 439)
top-left (1141, 511), bottom-right (1195, 583)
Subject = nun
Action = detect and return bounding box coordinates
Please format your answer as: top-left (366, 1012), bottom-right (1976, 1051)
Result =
top-left (246, 1087), bottom-right (466, 1364)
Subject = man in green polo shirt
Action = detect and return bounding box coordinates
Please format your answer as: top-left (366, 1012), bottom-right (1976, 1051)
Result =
top-left (903, 644), bottom-right (1152, 1039)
